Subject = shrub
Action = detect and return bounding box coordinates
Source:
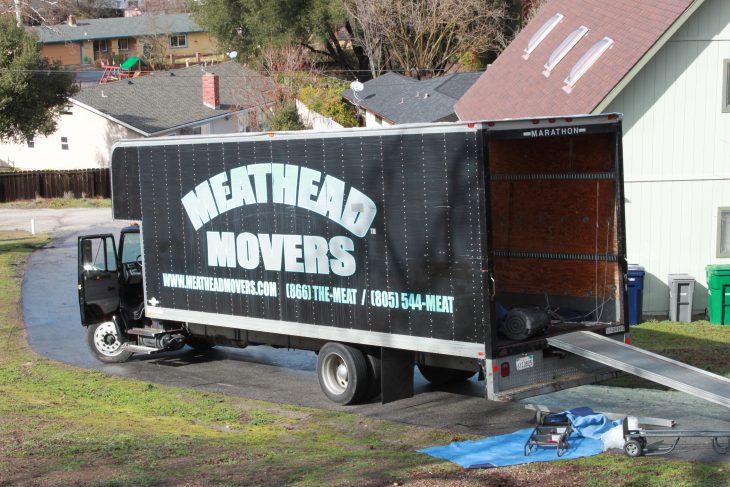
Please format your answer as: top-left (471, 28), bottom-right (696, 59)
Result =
top-left (297, 80), bottom-right (358, 128)
top-left (270, 102), bottom-right (306, 131)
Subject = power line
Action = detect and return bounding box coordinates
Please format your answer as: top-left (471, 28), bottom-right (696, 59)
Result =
top-left (0, 67), bottom-right (486, 77)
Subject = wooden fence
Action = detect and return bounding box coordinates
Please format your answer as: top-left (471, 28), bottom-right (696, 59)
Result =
top-left (0, 169), bottom-right (110, 203)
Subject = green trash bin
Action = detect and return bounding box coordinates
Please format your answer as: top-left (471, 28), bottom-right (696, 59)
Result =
top-left (706, 265), bottom-right (730, 325)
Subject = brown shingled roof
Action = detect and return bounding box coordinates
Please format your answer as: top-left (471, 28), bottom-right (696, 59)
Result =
top-left (454, 0), bottom-right (700, 121)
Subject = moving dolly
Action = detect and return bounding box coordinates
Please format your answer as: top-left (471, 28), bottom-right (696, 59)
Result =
top-left (623, 417), bottom-right (730, 457)
top-left (525, 412), bottom-right (573, 457)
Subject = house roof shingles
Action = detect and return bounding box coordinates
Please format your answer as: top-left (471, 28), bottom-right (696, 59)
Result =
top-left (32, 13), bottom-right (204, 43)
top-left (342, 72), bottom-right (482, 124)
top-left (454, 0), bottom-right (697, 121)
top-left (72, 62), bottom-right (275, 135)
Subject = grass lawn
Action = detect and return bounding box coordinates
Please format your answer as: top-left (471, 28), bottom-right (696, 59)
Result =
top-left (601, 320), bottom-right (730, 390)
top-left (0, 230), bottom-right (728, 486)
top-left (0, 198), bottom-right (111, 209)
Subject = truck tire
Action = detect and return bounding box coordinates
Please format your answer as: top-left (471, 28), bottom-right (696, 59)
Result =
top-left (418, 364), bottom-right (475, 386)
top-left (317, 342), bottom-right (369, 405)
top-left (86, 321), bottom-right (133, 363)
top-left (365, 351), bottom-right (382, 401)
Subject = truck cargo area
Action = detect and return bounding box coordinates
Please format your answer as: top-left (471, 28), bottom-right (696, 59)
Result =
top-left (486, 126), bottom-right (626, 357)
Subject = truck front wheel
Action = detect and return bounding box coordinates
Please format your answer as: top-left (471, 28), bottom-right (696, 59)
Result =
top-left (317, 343), bottom-right (368, 405)
top-left (86, 321), bottom-right (133, 363)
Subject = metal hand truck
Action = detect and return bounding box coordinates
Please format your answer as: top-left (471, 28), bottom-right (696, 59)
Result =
top-left (622, 417), bottom-right (730, 457)
top-left (525, 411), bottom-right (573, 457)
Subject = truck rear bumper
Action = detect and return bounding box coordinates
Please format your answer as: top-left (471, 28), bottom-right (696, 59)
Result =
top-left (485, 348), bottom-right (622, 401)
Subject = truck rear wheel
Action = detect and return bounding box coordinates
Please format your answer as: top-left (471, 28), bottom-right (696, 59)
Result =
top-left (365, 351), bottom-right (382, 401)
top-left (86, 321), bottom-right (133, 363)
top-left (418, 364), bottom-right (475, 386)
top-left (317, 343), bottom-right (368, 405)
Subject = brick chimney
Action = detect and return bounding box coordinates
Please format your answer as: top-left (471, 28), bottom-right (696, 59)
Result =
top-left (202, 73), bottom-right (220, 109)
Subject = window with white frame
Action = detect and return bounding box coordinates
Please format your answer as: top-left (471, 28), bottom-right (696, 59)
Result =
top-left (718, 208), bottom-right (730, 257)
top-left (723, 60), bottom-right (730, 113)
top-left (118, 38), bottom-right (129, 51)
top-left (169, 34), bottom-right (187, 48)
top-left (27, 139), bottom-right (34, 148)
top-left (61, 136), bottom-right (69, 151)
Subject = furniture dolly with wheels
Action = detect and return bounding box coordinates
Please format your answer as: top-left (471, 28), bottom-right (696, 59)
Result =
top-left (622, 417), bottom-right (730, 457)
top-left (525, 412), bottom-right (573, 457)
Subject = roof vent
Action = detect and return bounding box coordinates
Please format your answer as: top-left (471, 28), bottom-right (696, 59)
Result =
top-left (543, 25), bottom-right (588, 77)
top-left (563, 36), bottom-right (614, 93)
top-left (523, 13), bottom-right (563, 60)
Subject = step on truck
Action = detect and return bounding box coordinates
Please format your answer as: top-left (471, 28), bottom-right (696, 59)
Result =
top-left (78, 114), bottom-right (730, 407)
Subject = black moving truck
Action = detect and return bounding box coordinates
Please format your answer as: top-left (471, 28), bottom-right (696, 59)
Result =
top-left (78, 115), bottom-right (633, 405)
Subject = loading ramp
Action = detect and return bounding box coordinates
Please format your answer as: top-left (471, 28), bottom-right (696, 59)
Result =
top-left (547, 331), bottom-right (730, 408)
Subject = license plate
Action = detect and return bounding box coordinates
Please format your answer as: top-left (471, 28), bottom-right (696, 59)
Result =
top-left (606, 325), bottom-right (625, 335)
top-left (516, 355), bottom-right (534, 371)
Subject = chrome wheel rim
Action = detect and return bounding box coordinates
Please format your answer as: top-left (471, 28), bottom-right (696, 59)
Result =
top-left (625, 442), bottom-right (640, 456)
top-left (93, 321), bottom-right (124, 356)
top-left (322, 353), bottom-right (348, 396)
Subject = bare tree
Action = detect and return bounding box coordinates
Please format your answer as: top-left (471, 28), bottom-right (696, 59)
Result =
top-left (141, 0), bottom-right (188, 14)
top-left (523, 0), bottom-right (549, 24)
top-left (343, 0), bottom-right (389, 79)
top-left (254, 43), bottom-right (319, 127)
top-left (2, 0), bottom-right (119, 26)
top-left (346, 0), bottom-right (508, 79)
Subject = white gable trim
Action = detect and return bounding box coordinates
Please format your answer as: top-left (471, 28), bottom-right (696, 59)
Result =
top-left (593, 0), bottom-right (706, 114)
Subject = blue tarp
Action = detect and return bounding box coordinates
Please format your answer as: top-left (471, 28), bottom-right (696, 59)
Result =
top-left (418, 408), bottom-right (619, 469)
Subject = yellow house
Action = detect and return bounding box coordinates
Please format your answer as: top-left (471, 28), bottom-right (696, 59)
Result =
top-left (32, 13), bottom-right (218, 66)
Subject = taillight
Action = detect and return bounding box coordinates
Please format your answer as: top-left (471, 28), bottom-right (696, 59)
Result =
top-left (501, 362), bottom-right (510, 377)
top-left (624, 336), bottom-right (631, 345)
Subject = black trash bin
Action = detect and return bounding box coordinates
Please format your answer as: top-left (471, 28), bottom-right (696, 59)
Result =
top-left (627, 265), bottom-right (645, 325)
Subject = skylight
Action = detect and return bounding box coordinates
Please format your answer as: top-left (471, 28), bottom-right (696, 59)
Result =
top-left (563, 37), bottom-right (614, 93)
top-left (523, 13), bottom-right (564, 60)
top-left (543, 25), bottom-right (588, 77)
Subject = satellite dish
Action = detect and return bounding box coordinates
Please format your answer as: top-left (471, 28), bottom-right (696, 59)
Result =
top-left (228, 51), bottom-right (238, 59)
top-left (350, 80), bottom-right (364, 93)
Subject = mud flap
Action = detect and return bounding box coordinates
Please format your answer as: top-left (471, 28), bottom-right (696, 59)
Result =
top-left (381, 347), bottom-right (414, 404)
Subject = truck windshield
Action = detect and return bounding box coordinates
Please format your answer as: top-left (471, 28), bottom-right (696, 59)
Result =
top-left (120, 233), bottom-right (141, 264)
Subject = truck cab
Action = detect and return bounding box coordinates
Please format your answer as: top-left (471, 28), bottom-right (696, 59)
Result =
top-left (78, 225), bottom-right (188, 362)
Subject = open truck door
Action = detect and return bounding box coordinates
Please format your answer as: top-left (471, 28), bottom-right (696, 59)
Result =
top-left (78, 235), bottom-right (120, 326)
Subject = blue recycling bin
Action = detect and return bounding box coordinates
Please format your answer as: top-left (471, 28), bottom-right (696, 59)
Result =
top-left (627, 265), bottom-right (645, 325)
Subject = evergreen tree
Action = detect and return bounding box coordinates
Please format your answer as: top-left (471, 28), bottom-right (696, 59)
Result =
top-left (0, 16), bottom-right (77, 142)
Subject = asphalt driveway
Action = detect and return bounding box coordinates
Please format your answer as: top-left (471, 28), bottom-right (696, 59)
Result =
top-left (4, 207), bottom-right (730, 461)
